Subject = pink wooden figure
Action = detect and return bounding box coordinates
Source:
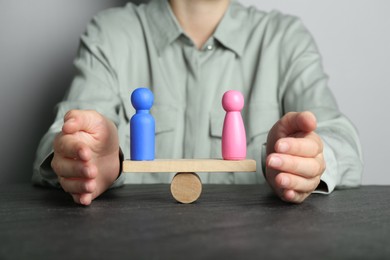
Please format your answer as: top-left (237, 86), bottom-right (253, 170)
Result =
top-left (222, 90), bottom-right (246, 160)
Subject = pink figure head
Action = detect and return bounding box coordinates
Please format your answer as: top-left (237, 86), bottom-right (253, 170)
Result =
top-left (222, 90), bottom-right (244, 112)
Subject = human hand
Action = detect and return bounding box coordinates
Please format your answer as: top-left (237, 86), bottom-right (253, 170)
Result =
top-left (51, 110), bottom-right (120, 205)
top-left (265, 111), bottom-right (325, 203)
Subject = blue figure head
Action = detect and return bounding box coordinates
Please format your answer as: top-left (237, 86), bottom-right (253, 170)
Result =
top-left (131, 88), bottom-right (154, 110)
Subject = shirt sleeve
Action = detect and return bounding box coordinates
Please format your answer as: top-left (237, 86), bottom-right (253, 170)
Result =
top-left (32, 14), bottom-right (126, 188)
top-left (278, 17), bottom-right (363, 193)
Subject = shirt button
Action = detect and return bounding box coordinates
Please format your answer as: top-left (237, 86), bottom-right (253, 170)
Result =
top-left (206, 45), bottom-right (214, 51)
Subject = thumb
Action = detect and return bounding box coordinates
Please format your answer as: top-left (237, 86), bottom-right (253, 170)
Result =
top-left (62, 110), bottom-right (101, 135)
top-left (267, 111), bottom-right (317, 155)
top-left (278, 111), bottom-right (317, 137)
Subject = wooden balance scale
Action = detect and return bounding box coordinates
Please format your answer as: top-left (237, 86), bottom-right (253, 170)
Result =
top-left (123, 159), bottom-right (256, 204)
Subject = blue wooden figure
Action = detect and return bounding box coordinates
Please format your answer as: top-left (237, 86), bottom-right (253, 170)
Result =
top-left (130, 88), bottom-right (155, 161)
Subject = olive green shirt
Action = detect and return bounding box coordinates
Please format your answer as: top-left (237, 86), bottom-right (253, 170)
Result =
top-left (33, 0), bottom-right (363, 193)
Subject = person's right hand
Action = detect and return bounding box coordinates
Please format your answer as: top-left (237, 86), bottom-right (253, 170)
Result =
top-left (51, 110), bottom-right (121, 206)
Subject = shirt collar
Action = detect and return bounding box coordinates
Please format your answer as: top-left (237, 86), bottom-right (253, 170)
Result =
top-left (146, 0), bottom-right (246, 57)
top-left (213, 1), bottom-right (246, 57)
top-left (146, 0), bottom-right (183, 56)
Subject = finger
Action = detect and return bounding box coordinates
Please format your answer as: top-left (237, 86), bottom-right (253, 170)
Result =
top-left (63, 110), bottom-right (102, 135)
top-left (264, 167), bottom-right (285, 199)
top-left (267, 153), bottom-right (324, 178)
top-left (70, 193), bottom-right (92, 206)
top-left (79, 193), bottom-right (93, 206)
top-left (265, 173), bottom-right (304, 203)
top-left (53, 133), bottom-right (92, 161)
top-left (279, 111), bottom-right (317, 137)
top-left (51, 156), bottom-right (97, 179)
top-left (266, 112), bottom-right (317, 156)
top-left (281, 190), bottom-right (310, 204)
top-left (275, 172), bottom-right (321, 193)
top-left (59, 177), bottom-right (96, 194)
top-left (71, 193), bottom-right (81, 204)
top-left (275, 133), bottom-right (323, 158)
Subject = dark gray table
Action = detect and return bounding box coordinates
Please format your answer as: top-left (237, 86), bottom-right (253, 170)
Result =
top-left (0, 183), bottom-right (389, 259)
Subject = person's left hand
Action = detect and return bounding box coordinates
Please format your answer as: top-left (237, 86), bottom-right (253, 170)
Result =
top-left (265, 111), bottom-right (326, 203)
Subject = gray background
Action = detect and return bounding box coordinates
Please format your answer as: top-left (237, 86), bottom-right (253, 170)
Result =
top-left (0, 0), bottom-right (388, 185)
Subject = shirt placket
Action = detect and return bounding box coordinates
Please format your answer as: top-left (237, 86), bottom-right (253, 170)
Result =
top-left (182, 43), bottom-right (200, 159)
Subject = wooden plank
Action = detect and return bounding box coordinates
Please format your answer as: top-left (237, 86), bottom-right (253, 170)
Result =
top-left (122, 159), bottom-right (256, 173)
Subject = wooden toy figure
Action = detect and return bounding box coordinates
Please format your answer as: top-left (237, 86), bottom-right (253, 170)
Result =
top-left (130, 88), bottom-right (155, 161)
top-left (222, 90), bottom-right (246, 160)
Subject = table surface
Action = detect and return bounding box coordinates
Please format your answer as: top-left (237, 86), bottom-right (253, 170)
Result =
top-left (0, 183), bottom-right (389, 260)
